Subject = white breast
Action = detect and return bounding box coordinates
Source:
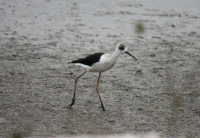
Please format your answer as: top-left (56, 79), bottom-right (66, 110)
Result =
top-left (88, 54), bottom-right (118, 72)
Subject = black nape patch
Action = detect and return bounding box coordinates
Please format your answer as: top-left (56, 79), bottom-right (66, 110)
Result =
top-left (71, 53), bottom-right (104, 66)
top-left (118, 44), bottom-right (125, 50)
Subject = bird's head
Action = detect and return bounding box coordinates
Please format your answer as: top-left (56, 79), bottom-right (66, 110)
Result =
top-left (117, 43), bottom-right (137, 60)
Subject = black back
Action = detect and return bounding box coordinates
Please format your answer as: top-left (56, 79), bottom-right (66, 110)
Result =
top-left (71, 53), bottom-right (104, 66)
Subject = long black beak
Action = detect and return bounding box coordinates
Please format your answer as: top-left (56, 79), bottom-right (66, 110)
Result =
top-left (125, 51), bottom-right (138, 60)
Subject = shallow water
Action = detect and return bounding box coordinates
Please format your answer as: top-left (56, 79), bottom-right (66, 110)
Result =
top-left (141, 0), bottom-right (200, 9)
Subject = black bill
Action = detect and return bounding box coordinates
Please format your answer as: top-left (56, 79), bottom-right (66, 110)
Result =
top-left (125, 51), bottom-right (138, 60)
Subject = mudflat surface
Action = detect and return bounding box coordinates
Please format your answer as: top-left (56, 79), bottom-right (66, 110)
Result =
top-left (0, 0), bottom-right (200, 138)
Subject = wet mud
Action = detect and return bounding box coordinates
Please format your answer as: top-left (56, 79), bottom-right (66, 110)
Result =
top-left (0, 0), bottom-right (200, 138)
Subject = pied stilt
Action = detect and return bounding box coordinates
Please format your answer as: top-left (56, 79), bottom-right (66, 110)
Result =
top-left (68, 43), bottom-right (137, 111)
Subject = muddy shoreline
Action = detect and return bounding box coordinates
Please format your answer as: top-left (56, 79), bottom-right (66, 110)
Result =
top-left (0, 0), bottom-right (200, 138)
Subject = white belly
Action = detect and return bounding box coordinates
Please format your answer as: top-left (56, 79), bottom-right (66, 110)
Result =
top-left (88, 54), bottom-right (117, 72)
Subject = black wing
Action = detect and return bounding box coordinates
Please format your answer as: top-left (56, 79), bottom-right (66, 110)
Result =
top-left (71, 53), bottom-right (104, 66)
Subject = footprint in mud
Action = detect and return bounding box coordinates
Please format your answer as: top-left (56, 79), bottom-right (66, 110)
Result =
top-left (135, 70), bottom-right (144, 78)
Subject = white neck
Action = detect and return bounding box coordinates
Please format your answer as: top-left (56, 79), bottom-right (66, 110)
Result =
top-left (111, 48), bottom-right (121, 59)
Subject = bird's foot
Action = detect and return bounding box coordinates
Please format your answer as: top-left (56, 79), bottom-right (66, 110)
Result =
top-left (102, 104), bottom-right (106, 111)
top-left (68, 103), bottom-right (72, 109)
top-left (68, 99), bottom-right (75, 109)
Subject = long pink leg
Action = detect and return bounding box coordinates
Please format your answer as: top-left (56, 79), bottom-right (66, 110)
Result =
top-left (96, 72), bottom-right (106, 111)
top-left (68, 70), bottom-right (87, 109)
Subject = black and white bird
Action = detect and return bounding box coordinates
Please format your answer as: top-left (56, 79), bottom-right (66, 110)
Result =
top-left (68, 43), bottom-right (137, 111)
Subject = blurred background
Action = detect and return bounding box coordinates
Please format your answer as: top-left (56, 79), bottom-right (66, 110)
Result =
top-left (0, 0), bottom-right (200, 138)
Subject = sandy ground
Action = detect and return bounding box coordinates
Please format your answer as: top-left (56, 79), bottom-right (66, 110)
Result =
top-left (0, 0), bottom-right (200, 138)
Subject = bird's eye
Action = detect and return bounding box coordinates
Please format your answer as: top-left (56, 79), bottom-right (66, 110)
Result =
top-left (119, 45), bottom-right (125, 50)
